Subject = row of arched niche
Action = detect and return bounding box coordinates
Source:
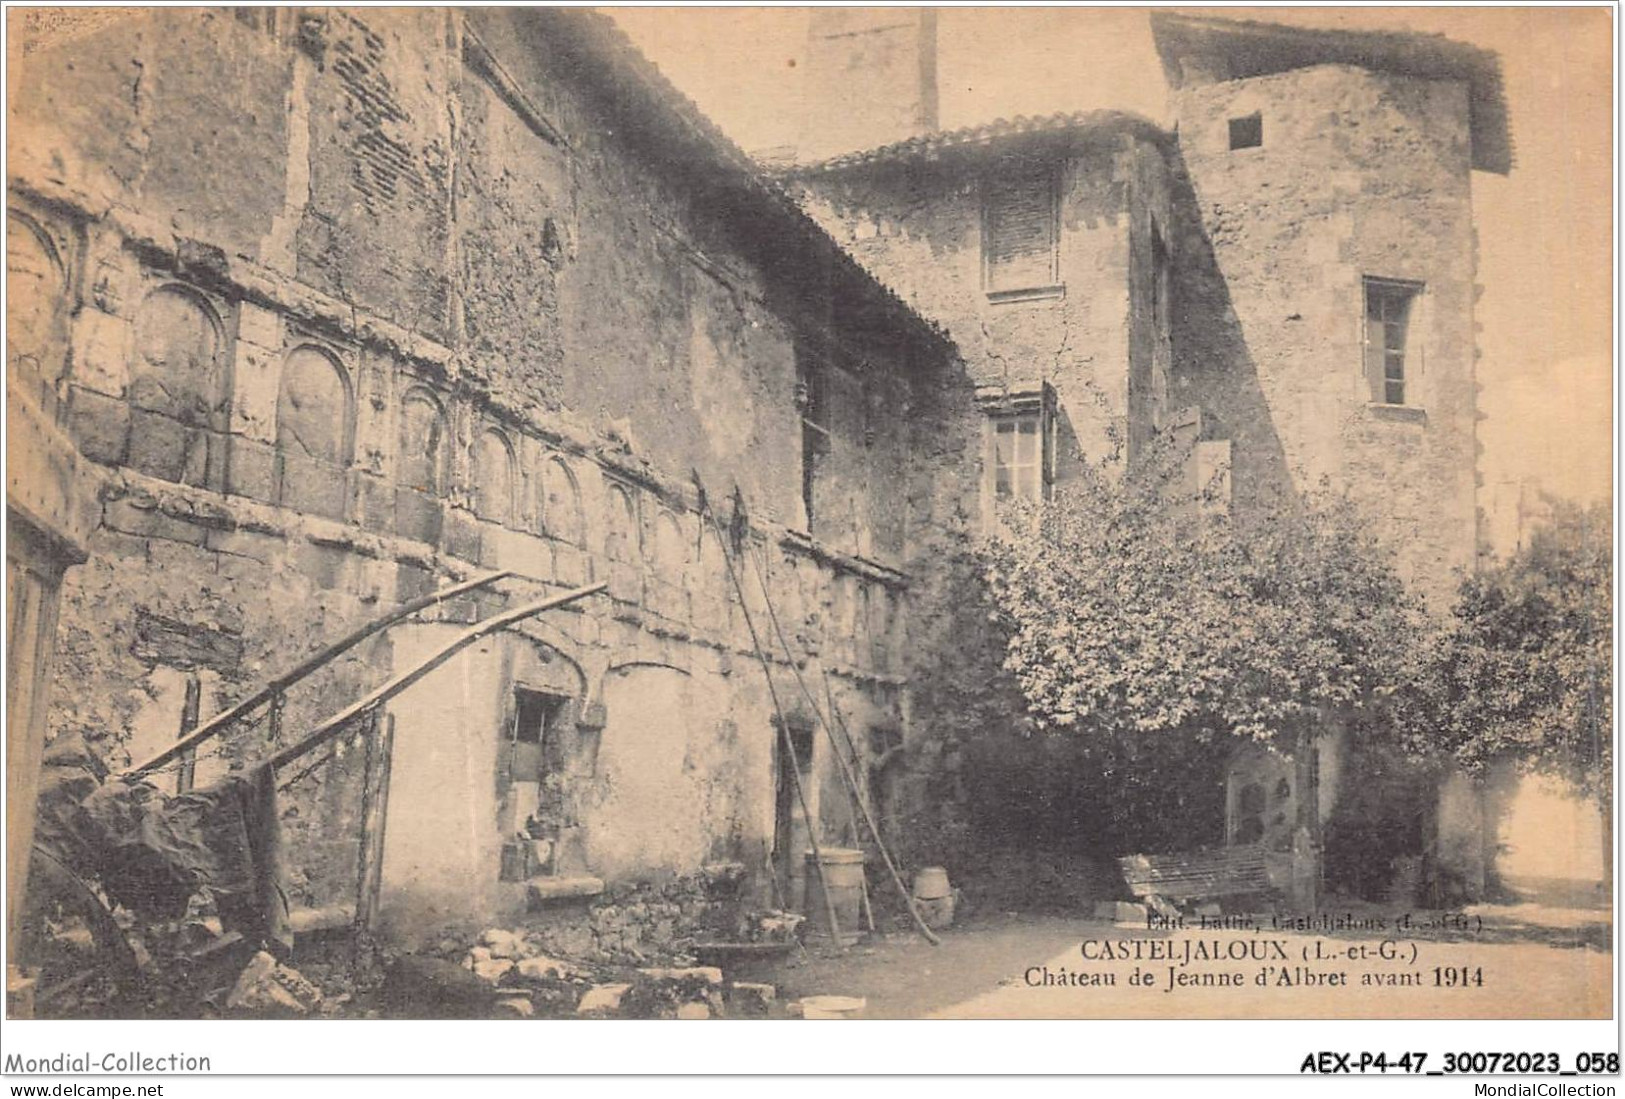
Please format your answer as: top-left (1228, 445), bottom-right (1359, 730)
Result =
top-left (87, 263), bottom-right (707, 574)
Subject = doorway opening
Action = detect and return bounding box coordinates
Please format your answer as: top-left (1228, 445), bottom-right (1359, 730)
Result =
top-left (772, 711), bottom-right (817, 906)
top-left (498, 687), bottom-right (569, 880)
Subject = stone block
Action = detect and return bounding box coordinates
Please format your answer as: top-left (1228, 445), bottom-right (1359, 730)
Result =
top-left (527, 875), bottom-right (604, 907)
top-left (675, 1002), bottom-right (710, 1020)
top-left (104, 496), bottom-right (208, 545)
top-left (393, 487), bottom-right (442, 546)
top-left (66, 386), bottom-right (129, 465)
top-left (494, 994), bottom-right (534, 1018)
top-left (225, 951), bottom-right (321, 1018)
top-left (442, 509), bottom-right (482, 564)
top-left (479, 928), bottom-right (525, 960)
top-left (127, 408), bottom-right (211, 487)
top-left (206, 526), bottom-right (287, 566)
top-left (236, 300), bottom-right (282, 350)
top-left (552, 542), bottom-right (585, 586)
top-left (467, 953), bottom-right (514, 986)
top-left (230, 341), bottom-right (280, 443)
top-left (351, 472), bottom-right (394, 535)
top-left (71, 307), bottom-right (131, 397)
top-left (227, 437), bottom-right (280, 505)
top-left (394, 561), bottom-right (436, 603)
top-left (576, 983), bottom-right (631, 1016)
top-left (514, 956), bottom-right (573, 982)
top-left (291, 540), bottom-right (351, 591)
top-left (484, 524), bottom-right (549, 577)
top-left (637, 966), bottom-right (723, 986)
top-left (607, 560), bottom-right (642, 605)
top-left (1094, 900), bottom-right (1148, 924)
top-left (279, 453), bottom-right (349, 521)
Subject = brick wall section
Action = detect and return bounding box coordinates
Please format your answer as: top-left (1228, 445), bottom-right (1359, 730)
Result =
top-left (1168, 64), bottom-right (1479, 605)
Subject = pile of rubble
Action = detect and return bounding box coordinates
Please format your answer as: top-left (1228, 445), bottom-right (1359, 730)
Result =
top-left (379, 926), bottom-right (780, 1020)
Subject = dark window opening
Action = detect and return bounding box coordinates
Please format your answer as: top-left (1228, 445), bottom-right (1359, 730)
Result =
top-left (504, 689), bottom-right (567, 827)
top-left (1364, 278), bottom-right (1422, 405)
top-left (797, 352), bottom-right (830, 529)
top-left (512, 688), bottom-right (562, 747)
top-left (1228, 114), bottom-right (1263, 150)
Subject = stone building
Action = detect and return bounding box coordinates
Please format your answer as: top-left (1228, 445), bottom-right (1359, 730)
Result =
top-left (7, 7), bottom-right (976, 955)
top-left (774, 11), bottom-right (1509, 897)
top-left (6, 5), bottom-right (1514, 967)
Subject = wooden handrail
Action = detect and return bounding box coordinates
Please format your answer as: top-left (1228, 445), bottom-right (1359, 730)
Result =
top-left (123, 570), bottom-right (514, 777)
top-left (266, 582), bottom-right (607, 771)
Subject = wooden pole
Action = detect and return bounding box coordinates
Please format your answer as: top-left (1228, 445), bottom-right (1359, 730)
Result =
top-left (266, 582), bottom-right (606, 771)
top-left (355, 711), bottom-right (395, 942)
top-left (693, 474), bottom-right (845, 949)
top-left (739, 533), bottom-right (942, 945)
top-left (124, 569), bottom-right (514, 777)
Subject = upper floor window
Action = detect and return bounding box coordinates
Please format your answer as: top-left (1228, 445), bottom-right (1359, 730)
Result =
top-left (1228, 113), bottom-right (1263, 150)
top-left (983, 168), bottom-right (1061, 301)
top-left (1363, 278), bottom-right (1422, 406)
top-left (796, 351), bottom-right (831, 530)
top-left (982, 385), bottom-right (1055, 505)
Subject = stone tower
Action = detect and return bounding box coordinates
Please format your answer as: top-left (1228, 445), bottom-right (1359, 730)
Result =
top-left (1151, 12), bottom-right (1511, 605)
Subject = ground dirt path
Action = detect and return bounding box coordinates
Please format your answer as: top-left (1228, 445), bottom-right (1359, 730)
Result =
top-left (767, 905), bottom-right (1612, 1020)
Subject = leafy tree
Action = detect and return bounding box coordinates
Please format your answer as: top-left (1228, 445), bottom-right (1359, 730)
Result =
top-left (1424, 501), bottom-right (1612, 875)
top-left (983, 448), bottom-right (1435, 750)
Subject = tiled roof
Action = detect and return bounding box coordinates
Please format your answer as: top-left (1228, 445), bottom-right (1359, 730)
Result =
top-left (527, 9), bottom-right (956, 360)
top-left (778, 110), bottom-right (1171, 176)
top-left (1150, 11), bottom-right (1512, 174)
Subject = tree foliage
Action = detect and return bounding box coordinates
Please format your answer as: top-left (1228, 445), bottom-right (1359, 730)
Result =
top-left (1423, 500), bottom-right (1612, 804)
top-left (983, 449), bottom-right (1435, 751)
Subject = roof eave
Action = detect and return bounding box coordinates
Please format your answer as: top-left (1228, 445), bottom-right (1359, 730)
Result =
top-left (1148, 12), bottom-right (1511, 175)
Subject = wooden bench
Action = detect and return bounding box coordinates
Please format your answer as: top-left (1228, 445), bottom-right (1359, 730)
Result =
top-left (1117, 844), bottom-right (1275, 904)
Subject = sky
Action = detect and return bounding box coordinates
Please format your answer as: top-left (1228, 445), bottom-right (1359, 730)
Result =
top-left (608, 5), bottom-right (1614, 551)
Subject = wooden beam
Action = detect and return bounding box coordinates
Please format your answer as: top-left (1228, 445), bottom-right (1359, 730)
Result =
top-left (123, 570), bottom-right (514, 777)
top-left (266, 582), bottom-right (607, 771)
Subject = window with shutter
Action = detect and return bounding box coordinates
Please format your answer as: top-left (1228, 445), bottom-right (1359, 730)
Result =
top-left (980, 384), bottom-right (1056, 512)
top-left (983, 169), bottom-right (1060, 300)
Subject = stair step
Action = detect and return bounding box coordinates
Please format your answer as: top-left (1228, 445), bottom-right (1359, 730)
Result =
top-left (288, 904), bottom-right (356, 935)
top-left (525, 875), bottom-right (605, 908)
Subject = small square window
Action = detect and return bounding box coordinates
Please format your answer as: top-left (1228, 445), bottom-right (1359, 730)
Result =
top-left (1228, 114), bottom-right (1263, 150)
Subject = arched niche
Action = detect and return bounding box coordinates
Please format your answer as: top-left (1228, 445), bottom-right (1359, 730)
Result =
top-left (604, 484), bottom-right (639, 563)
top-left (538, 455), bottom-right (584, 546)
top-left (474, 428), bottom-right (517, 525)
top-left (128, 284), bottom-right (226, 427)
top-left (277, 345), bottom-right (353, 465)
top-left (652, 509), bottom-right (687, 578)
top-left (397, 386), bottom-right (449, 495)
top-left (6, 210), bottom-right (69, 405)
top-left (276, 344), bottom-right (353, 519)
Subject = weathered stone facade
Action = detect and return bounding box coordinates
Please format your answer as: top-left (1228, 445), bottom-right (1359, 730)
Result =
top-left (783, 15), bottom-right (1500, 607)
top-left (9, 8), bottom-right (973, 946)
top-left (776, 10), bottom-right (1507, 893)
top-left (8, 7), bottom-right (1515, 952)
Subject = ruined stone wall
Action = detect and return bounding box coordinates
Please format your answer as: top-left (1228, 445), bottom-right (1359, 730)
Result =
top-left (1167, 64), bottom-right (1479, 605)
top-left (11, 8), bottom-right (962, 943)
